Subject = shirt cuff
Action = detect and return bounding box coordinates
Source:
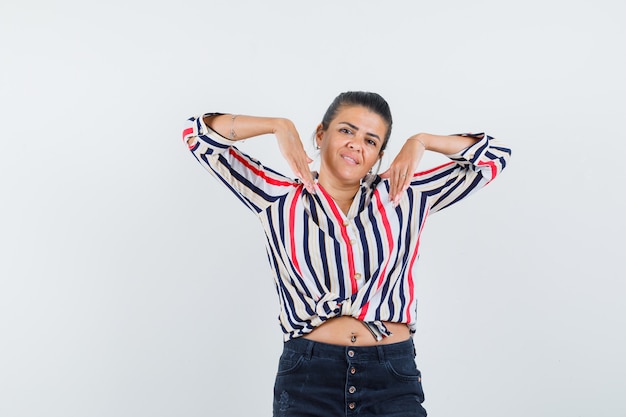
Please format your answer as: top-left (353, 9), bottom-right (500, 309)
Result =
top-left (445, 132), bottom-right (488, 164)
top-left (196, 112), bottom-right (238, 147)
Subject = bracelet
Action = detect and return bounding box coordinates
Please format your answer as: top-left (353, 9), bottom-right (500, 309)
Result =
top-left (229, 114), bottom-right (238, 139)
top-left (410, 137), bottom-right (426, 150)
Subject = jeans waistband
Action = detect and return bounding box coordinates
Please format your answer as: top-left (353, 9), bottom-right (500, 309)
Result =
top-left (283, 337), bottom-right (415, 363)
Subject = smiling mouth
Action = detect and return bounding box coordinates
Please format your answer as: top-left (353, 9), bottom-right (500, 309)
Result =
top-left (342, 155), bottom-right (359, 165)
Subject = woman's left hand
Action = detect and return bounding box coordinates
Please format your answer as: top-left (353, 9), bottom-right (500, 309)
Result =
top-left (380, 135), bottom-right (427, 206)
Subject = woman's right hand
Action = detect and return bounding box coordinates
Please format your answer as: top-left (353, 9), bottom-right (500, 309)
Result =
top-left (273, 118), bottom-right (315, 193)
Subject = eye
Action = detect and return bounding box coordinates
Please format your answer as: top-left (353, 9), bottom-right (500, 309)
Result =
top-left (339, 127), bottom-right (352, 135)
top-left (366, 139), bottom-right (378, 146)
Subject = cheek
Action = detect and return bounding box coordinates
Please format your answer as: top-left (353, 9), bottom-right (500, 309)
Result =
top-left (365, 151), bottom-right (381, 168)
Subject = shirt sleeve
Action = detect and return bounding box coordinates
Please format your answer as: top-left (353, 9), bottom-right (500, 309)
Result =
top-left (410, 132), bottom-right (512, 214)
top-left (182, 113), bottom-right (299, 214)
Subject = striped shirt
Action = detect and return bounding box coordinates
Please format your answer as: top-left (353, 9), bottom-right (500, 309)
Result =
top-left (182, 114), bottom-right (512, 341)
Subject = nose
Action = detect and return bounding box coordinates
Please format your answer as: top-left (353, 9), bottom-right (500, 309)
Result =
top-left (348, 139), bottom-right (362, 151)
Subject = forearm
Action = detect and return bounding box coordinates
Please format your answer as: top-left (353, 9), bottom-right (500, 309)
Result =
top-left (203, 114), bottom-right (292, 141)
top-left (186, 113), bottom-right (314, 191)
top-left (409, 133), bottom-right (480, 156)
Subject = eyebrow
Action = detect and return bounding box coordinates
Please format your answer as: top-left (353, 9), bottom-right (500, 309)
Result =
top-left (339, 122), bottom-right (381, 141)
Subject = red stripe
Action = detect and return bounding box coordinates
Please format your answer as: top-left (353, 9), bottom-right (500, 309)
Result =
top-left (229, 148), bottom-right (294, 187)
top-left (358, 189), bottom-right (394, 321)
top-left (358, 301), bottom-right (370, 320)
top-left (182, 127), bottom-right (194, 141)
top-left (289, 189), bottom-right (303, 276)
top-left (318, 185), bottom-right (357, 294)
top-left (477, 160), bottom-right (497, 184)
top-left (413, 161), bottom-right (455, 177)
top-left (405, 207), bottom-right (429, 322)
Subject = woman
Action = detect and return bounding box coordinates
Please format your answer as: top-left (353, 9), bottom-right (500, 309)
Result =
top-left (182, 91), bottom-right (511, 416)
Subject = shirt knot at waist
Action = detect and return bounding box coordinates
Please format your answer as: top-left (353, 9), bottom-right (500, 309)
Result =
top-left (314, 293), bottom-right (355, 319)
top-left (314, 293), bottom-right (392, 341)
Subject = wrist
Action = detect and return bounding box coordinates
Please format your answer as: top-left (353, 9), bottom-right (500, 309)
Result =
top-left (272, 118), bottom-right (294, 135)
top-left (408, 133), bottom-right (428, 150)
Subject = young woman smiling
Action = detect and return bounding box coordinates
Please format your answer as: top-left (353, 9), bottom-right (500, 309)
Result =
top-left (182, 91), bottom-right (511, 416)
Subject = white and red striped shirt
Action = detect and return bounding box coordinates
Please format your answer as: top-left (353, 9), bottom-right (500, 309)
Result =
top-left (183, 114), bottom-right (511, 341)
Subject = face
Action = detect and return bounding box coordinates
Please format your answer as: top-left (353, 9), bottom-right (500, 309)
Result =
top-left (316, 105), bottom-right (387, 187)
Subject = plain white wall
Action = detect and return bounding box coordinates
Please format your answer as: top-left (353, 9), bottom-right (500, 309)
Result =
top-left (1, 0), bottom-right (624, 416)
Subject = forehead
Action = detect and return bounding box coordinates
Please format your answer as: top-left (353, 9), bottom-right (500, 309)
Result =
top-left (330, 105), bottom-right (388, 136)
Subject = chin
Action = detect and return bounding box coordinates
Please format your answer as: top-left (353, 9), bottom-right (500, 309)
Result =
top-left (339, 174), bottom-right (366, 185)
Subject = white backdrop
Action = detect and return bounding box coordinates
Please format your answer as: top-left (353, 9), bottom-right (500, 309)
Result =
top-left (1, 1), bottom-right (625, 416)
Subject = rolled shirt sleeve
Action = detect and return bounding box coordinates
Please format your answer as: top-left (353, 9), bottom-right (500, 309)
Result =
top-left (410, 132), bottom-right (511, 214)
top-left (182, 114), bottom-right (300, 214)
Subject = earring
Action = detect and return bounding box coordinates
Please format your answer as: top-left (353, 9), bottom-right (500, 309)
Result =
top-left (361, 168), bottom-right (373, 185)
top-left (315, 143), bottom-right (320, 150)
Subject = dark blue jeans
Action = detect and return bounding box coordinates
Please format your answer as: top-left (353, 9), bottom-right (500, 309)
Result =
top-left (273, 337), bottom-right (427, 417)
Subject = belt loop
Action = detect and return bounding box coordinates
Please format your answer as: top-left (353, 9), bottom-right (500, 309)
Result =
top-left (304, 339), bottom-right (314, 360)
top-left (376, 345), bottom-right (385, 364)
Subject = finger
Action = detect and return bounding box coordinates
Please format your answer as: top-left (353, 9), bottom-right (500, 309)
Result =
top-left (301, 171), bottom-right (315, 194)
top-left (390, 172), bottom-right (402, 202)
top-left (288, 159), bottom-right (304, 181)
top-left (293, 159), bottom-right (315, 194)
top-left (393, 170), bottom-right (411, 205)
top-left (302, 155), bottom-right (316, 193)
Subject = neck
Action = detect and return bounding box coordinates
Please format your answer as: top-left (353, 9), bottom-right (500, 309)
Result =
top-left (317, 174), bottom-right (360, 215)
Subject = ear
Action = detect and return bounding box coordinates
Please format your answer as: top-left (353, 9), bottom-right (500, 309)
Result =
top-left (315, 123), bottom-right (324, 148)
top-left (378, 150), bottom-right (384, 159)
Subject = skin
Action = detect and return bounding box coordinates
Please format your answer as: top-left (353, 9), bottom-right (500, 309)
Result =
top-left (194, 106), bottom-right (478, 210)
top-left (191, 106), bottom-right (480, 345)
top-left (315, 105), bottom-right (387, 214)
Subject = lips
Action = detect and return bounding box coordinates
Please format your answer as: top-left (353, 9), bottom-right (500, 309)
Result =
top-left (341, 153), bottom-right (360, 165)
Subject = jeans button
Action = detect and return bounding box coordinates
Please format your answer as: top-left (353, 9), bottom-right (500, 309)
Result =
top-left (348, 386), bottom-right (356, 394)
